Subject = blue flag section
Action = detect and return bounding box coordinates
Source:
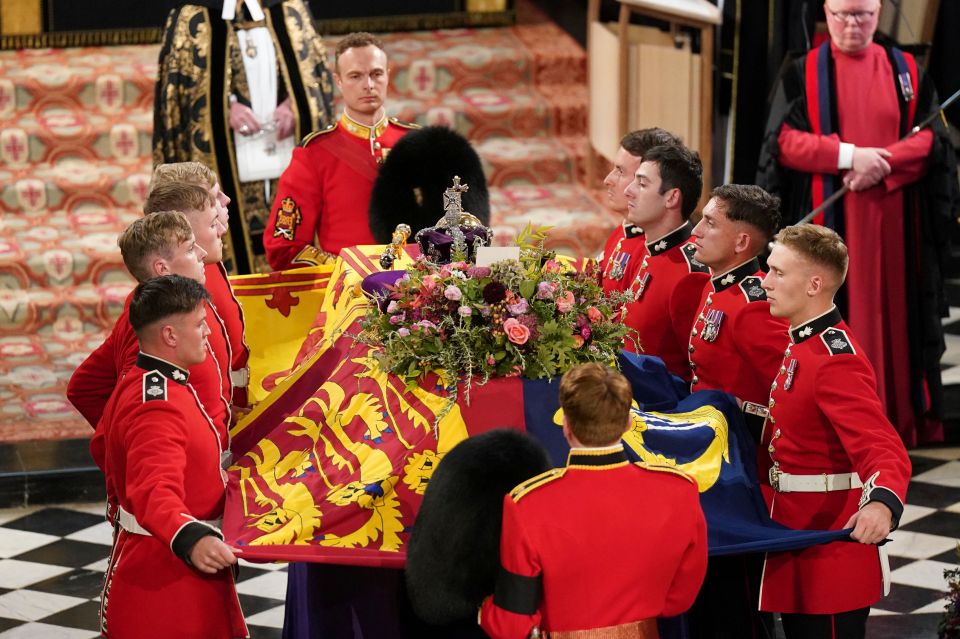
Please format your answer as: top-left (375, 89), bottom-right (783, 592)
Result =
top-left (523, 351), bottom-right (851, 556)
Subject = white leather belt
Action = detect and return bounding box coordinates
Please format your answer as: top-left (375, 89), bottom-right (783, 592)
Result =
top-left (769, 466), bottom-right (862, 493)
top-left (116, 505), bottom-right (222, 536)
top-left (230, 367), bottom-right (249, 388)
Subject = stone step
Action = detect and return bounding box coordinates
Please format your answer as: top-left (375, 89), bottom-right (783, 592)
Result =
top-left (1, 107), bottom-right (152, 166)
top-left (0, 157), bottom-right (151, 216)
top-left (0, 46), bottom-right (158, 118)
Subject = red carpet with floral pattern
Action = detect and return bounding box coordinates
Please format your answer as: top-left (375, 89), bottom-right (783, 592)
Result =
top-left (0, 1), bottom-right (618, 442)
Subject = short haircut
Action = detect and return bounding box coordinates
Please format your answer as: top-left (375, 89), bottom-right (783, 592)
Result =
top-left (144, 181), bottom-right (213, 215)
top-left (711, 184), bottom-right (782, 241)
top-left (335, 32), bottom-right (386, 69)
top-left (150, 162), bottom-right (218, 191)
top-left (129, 274), bottom-right (210, 337)
top-left (559, 363), bottom-right (633, 446)
top-left (118, 211), bottom-right (194, 283)
top-left (620, 128), bottom-right (683, 160)
top-left (642, 144), bottom-right (703, 219)
top-left (773, 224), bottom-right (848, 283)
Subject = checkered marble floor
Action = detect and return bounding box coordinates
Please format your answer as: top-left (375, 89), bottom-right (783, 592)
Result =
top-left (0, 450), bottom-right (956, 638)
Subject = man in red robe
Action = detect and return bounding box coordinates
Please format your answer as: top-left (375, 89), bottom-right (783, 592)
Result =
top-left (264, 32), bottom-right (417, 271)
top-left (757, 0), bottom-right (959, 446)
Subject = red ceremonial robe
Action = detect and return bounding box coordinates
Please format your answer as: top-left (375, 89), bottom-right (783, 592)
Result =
top-left (771, 41), bottom-right (937, 444)
top-left (598, 222), bottom-right (645, 295)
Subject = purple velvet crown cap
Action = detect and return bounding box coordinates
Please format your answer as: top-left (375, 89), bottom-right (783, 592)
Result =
top-left (361, 270), bottom-right (407, 311)
top-left (416, 227), bottom-right (490, 264)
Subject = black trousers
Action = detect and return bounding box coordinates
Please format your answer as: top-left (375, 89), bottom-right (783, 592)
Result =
top-left (780, 607), bottom-right (870, 639)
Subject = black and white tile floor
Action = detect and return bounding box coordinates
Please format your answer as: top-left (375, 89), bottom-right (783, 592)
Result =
top-left (0, 448), bottom-right (956, 638)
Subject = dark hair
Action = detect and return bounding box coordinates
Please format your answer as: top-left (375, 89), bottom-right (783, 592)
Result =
top-left (129, 274), bottom-right (210, 336)
top-left (335, 32), bottom-right (386, 67)
top-left (710, 184), bottom-right (782, 240)
top-left (620, 128), bottom-right (683, 160)
top-left (559, 363), bottom-right (633, 446)
top-left (642, 144), bottom-right (703, 219)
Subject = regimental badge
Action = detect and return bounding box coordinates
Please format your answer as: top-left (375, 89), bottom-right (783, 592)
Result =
top-left (142, 372), bottom-right (167, 402)
top-left (171, 369), bottom-right (186, 382)
top-left (821, 327), bottom-right (855, 355)
top-left (739, 276), bottom-right (767, 302)
top-left (610, 252), bottom-right (630, 281)
top-left (700, 308), bottom-right (725, 343)
top-left (273, 197), bottom-right (302, 241)
top-left (783, 359), bottom-right (797, 390)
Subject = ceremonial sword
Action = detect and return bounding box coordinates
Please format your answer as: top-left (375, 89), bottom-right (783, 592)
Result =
top-left (796, 85), bottom-right (960, 226)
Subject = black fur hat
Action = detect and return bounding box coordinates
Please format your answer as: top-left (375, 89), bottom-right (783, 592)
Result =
top-left (405, 428), bottom-right (552, 626)
top-left (369, 126), bottom-right (490, 244)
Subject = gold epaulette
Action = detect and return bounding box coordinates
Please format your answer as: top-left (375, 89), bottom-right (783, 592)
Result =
top-left (300, 123), bottom-right (338, 147)
top-left (509, 468), bottom-right (565, 502)
top-left (388, 117), bottom-right (421, 130)
top-left (634, 461), bottom-right (695, 484)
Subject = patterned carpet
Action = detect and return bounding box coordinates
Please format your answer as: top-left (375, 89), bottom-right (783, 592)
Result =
top-left (0, 1), bottom-right (619, 443)
top-left (0, 447), bottom-right (955, 638)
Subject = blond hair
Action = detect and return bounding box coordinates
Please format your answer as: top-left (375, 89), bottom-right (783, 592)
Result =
top-left (118, 211), bottom-right (194, 283)
top-left (559, 363), bottom-right (633, 446)
top-left (150, 162), bottom-right (218, 190)
top-left (144, 181), bottom-right (213, 215)
top-left (773, 224), bottom-right (849, 283)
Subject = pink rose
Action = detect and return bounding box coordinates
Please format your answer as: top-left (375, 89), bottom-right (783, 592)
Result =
top-left (503, 318), bottom-right (531, 345)
top-left (421, 275), bottom-right (437, 293)
top-left (555, 290), bottom-right (575, 313)
top-left (506, 298), bottom-right (528, 315)
top-left (444, 285), bottom-right (463, 301)
top-left (536, 281), bottom-right (558, 300)
top-left (587, 306), bottom-right (603, 323)
top-left (543, 259), bottom-right (562, 273)
top-left (398, 327), bottom-right (410, 337)
top-left (389, 312), bottom-right (405, 325)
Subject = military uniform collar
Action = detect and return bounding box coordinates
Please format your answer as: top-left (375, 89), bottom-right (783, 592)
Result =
top-left (711, 258), bottom-right (760, 292)
top-left (340, 110), bottom-right (388, 140)
top-left (646, 222), bottom-right (692, 256)
top-left (623, 223), bottom-right (644, 239)
top-left (566, 442), bottom-right (628, 469)
top-left (137, 352), bottom-right (190, 384)
top-left (790, 306), bottom-right (842, 344)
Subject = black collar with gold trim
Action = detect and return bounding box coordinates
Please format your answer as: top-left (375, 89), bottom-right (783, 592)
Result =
top-left (646, 222), bottom-right (692, 256)
top-left (711, 258), bottom-right (760, 292)
top-left (339, 111), bottom-right (388, 140)
top-left (137, 352), bottom-right (189, 385)
top-left (790, 306), bottom-right (842, 344)
top-left (566, 444), bottom-right (629, 469)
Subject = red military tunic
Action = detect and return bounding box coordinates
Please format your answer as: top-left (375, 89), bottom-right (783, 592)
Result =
top-left (97, 352), bottom-right (246, 638)
top-left (205, 262), bottom-right (249, 408)
top-left (480, 444), bottom-right (708, 639)
top-left (264, 112), bottom-right (416, 270)
top-left (760, 307), bottom-right (911, 614)
top-left (776, 42), bottom-right (933, 442)
top-left (622, 222), bottom-right (710, 380)
top-left (68, 293), bottom-right (232, 440)
top-left (598, 222), bottom-right (645, 295)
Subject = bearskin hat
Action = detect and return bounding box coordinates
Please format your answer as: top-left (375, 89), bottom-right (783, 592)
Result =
top-left (405, 428), bottom-right (552, 626)
top-left (368, 125), bottom-right (490, 244)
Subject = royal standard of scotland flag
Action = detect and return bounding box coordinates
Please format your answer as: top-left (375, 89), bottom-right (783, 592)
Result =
top-left (223, 248), bottom-right (849, 565)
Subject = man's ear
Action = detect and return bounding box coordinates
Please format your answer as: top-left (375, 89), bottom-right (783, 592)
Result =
top-left (152, 257), bottom-right (170, 278)
top-left (665, 187), bottom-right (681, 211)
top-left (806, 274), bottom-right (824, 297)
top-left (159, 323), bottom-right (177, 348)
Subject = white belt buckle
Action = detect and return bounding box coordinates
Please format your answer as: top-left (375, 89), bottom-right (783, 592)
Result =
top-left (230, 367), bottom-right (249, 388)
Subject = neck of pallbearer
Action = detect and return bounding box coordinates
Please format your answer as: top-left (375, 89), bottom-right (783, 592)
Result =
top-left (790, 303), bottom-right (839, 338)
top-left (343, 104), bottom-right (386, 129)
top-left (642, 212), bottom-right (685, 247)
